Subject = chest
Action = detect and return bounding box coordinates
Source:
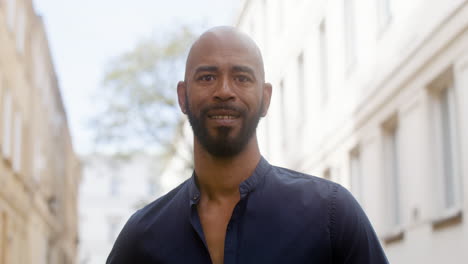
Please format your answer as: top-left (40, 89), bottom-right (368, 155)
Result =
top-left (198, 201), bottom-right (238, 264)
top-left (141, 192), bottom-right (333, 263)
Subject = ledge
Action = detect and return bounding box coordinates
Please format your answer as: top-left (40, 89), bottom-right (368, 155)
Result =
top-left (432, 209), bottom-right (463, 230)
top-left (2, 156), bottom-right (11, 167)
top-left (382, 227), bottom-right (405, 245)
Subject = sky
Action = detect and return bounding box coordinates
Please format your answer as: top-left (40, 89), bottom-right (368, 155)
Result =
top-left (32, 0), bottom-right (242, 155)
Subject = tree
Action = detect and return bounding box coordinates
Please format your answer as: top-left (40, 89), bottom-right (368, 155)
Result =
top-left (91, 27), bottom-right (194, 159)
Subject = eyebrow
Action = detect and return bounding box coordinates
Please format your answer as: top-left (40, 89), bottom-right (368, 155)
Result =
top-left (194, 66), bottom-right (218, 75)
top-left (232, 65), bottom-right (255, 77)
top-left (193, 65), bottom-right (256, 78)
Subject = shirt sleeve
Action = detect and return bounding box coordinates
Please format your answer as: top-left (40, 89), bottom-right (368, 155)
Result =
top-left (106, 211), bottom-right (142, 264)
top-left (329, 184), bottom-right (389, 264)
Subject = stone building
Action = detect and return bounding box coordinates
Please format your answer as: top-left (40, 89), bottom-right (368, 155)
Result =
top-left (237, 0), bottom-right (468, 263)
top-left (0, 0), bottom-right (81, 263)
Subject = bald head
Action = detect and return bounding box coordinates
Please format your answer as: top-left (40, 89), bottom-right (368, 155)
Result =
top-left (184, 26), bottom-right (265, 83)
top-left (177, 26), bottom-right (272, 158)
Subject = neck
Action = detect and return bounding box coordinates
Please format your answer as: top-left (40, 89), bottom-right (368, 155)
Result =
top-left (193, 135), bottom-right (261, 202)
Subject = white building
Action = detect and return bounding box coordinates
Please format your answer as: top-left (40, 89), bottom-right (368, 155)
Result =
top-left (78, 153), bottom-right (163, 264)
top-left (158, 120), bottom-right (194, 193)
top-left (237, 0), bottom-right (468, 263)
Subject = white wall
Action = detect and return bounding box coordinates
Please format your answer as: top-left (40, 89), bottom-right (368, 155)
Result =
top-left (78, 154), bottom-right (163, 264)
top-left (237, 0), bottom-right (468, 262)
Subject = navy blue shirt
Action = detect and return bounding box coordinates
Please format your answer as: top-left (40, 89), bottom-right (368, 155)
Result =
top-left (107, 157), bottom-right (388, 264)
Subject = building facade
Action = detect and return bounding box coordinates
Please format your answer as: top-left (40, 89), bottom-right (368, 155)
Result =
top-left (237, 0), bottom-right (468, 262)
top-left (0, 0), bottom-right (81, 263)
top-left (79, 153), bottom-right (166, 264)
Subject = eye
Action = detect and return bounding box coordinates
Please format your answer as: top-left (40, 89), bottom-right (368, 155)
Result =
top-left (235, 75), bottom-right (253, 83)
top-left (197, 74), bottom-right (216, 82)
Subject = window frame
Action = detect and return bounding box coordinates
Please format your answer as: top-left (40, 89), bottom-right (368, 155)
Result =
top-left (381, 114), bottom-right (404, 243)
top-left (427, 68), bottom-right (462, 225)
top-left (376, 0), bottom-right (393, 36)
top-left (2, 89), bottom-right (12, 161)
top-left (12, 111), bottom-right (22, 174)
top-left (343, 0), bottom-right (357, 71)
top-left (349, 146), bottom-right (362, 204)
top-left (318, 19), bottom-right (329, 105)
top-left (5, 0), bottom-right (16, 32)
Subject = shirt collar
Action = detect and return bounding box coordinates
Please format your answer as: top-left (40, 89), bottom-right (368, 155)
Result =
top-left (188, 172), bottom-right (201, 206)
top-left (188, 156), bottom-right (270, 206)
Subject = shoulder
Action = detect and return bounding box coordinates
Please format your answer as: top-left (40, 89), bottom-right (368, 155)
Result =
top-left (267, 165), bottom-right (339, 200)
top-left (106, 180), bottom-right (191, 263)
top-left (117, 179), bottom-right (190, 242)
top-left (266, 166), bottom-right (365, 224)
top-left (132, 179), bottom-right (191, 229)
top-left (267, 167), bottom-right (388, 262)
top-left (258, 165), bottom-right (346, 221)
top-left (269, 169), bottom-right (365, 235)
top-left (270, 165), bottom-right (332, 185)
top-left (323, 181), bottom-right (389, 263)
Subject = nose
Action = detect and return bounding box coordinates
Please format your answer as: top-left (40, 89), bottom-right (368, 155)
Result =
top-left (213, 76), bottom-right (235, 102)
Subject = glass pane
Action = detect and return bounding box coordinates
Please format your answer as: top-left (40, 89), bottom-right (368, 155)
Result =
top-left (440, 88), bottom-right (455, 208)
top-left (384, 128), bottom-right (400, 227)
top-left (391, 130), bottom-right (401, 226)
top-left (350, 152), bottom-right (361, 201)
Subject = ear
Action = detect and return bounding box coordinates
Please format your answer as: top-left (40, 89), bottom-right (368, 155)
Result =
top-left (177, 81), bottom-right (187, 114)
top-left (261, 82), bottom-right (272, 117)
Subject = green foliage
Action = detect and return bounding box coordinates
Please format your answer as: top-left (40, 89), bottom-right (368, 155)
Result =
top-left (91, 28), bottom-right (194, 155)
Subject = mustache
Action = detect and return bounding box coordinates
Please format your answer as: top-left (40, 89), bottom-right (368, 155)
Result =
top-left (201, 104), bottom-right (245, 116)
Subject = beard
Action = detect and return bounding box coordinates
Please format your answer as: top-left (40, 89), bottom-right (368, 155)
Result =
top-left (185, 95), bottom-right (263, 158)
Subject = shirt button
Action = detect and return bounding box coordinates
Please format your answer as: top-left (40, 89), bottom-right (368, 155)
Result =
top-left (192, 194), bottom-right (199, 200)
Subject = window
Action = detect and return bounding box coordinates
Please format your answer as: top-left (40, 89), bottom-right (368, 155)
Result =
top-left (33, 141), bottom-right (45, 182)
top-left (0, 211), bottom-right (4, 264)
top-left (6, 0), bottom-right (16, 31)
top-left (1, 212), bottom-right (7, 264)
top-left (147, 177), bottom-right (156, 196)
top-left (377, 0), bottom-right (392, 33)
top-left (2, 89), bottom-right (12, 160)
top-left (0, 73), bottom-right (2, 151)
top-left (16, 8), bottom-right (26, 54)
top-left (13, 112), bottom-right (22, 174)
top-left (343, 0), bottom-right (357, 69)
top-left (110, 176), bottom-right (120, 196)
top-left (438, 87), bottom-right (458, 209)
top-left (319, 20), bottom-right (328, 104)
top-left (349, 147), bottom-right (362, 203)
top-left (277, 0), bottom-right (284, 34)
top-left (279, 79), bottom-right (287, 150)
top-left (428, 69), bottom-right (461, 219)
top-left (382, 116), bottom-right (401, 231)
top-left (323, 168), bottom-right (331, 181)
top-left (262, 0), bottom-right (268, 50)
top-left (297, 52), bottom-right (305, 118)
top-left (249, 20), bottom-right (255, 41)
top-left (107, 217), bottom-right (120, 243)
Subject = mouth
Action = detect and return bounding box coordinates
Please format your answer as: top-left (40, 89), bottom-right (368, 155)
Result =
top-left (209, 115), bottom-right (238, 120)
top-left (207, 109), bottom-right (241, 119)
top-left (206, 108), bottom-right (242, 125)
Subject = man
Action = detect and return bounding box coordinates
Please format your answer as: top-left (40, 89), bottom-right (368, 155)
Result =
top-left (107, 26), bottom-right (389, 264)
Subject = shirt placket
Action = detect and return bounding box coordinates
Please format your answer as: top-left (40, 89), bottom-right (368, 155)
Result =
top-left (189, 192), bottom-right (213, 262)
top-left (224, 199), bottom-right (246, 264)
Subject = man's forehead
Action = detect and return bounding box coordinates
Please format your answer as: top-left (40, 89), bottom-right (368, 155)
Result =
top-left (185, 27), bottom-right (264, 79)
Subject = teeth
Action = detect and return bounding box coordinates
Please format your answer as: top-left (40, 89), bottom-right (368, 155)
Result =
top-left (211, 115), bottom-right (236, 119)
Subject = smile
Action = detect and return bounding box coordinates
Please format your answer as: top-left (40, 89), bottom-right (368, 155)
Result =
top-left (210, 115), bottom-right (238, 119)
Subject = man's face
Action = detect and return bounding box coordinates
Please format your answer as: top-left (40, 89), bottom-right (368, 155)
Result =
top-left (179, 30), bottom-right (270, 158)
